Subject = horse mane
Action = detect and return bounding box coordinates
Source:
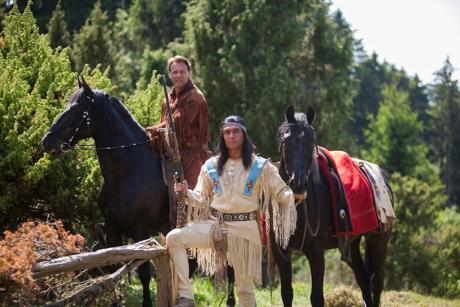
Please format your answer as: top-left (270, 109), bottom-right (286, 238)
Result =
top-left (69, 88), bottom-right (146, 138)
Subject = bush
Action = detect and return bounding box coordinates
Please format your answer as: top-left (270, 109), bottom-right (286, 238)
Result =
top-left (387, 173), bottom-right (460, 298)
top-left (0, 220), bottom-right (84, 305)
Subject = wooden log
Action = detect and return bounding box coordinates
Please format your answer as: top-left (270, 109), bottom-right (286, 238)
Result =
top-left (44, 259), bottom-right (146, 307)
top-left (153, 252), bottom-right (174, 307)
top-left (32, 238), bottom-right (166, 278)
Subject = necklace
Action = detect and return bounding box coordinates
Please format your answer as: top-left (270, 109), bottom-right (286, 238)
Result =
top-left (223, 159), bottom-right (244, 198)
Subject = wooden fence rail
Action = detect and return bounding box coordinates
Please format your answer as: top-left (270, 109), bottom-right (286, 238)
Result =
top-left (31, 238), bottom-right (173, 306)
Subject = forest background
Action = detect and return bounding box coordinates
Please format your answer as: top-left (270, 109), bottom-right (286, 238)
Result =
top-left (0, 0), bottom-right (459, 303)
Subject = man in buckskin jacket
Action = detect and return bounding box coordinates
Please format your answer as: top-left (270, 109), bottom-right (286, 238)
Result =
top-left (154, 55), bottom-right (210, 189)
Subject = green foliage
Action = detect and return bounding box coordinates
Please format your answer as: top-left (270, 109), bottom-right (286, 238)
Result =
top-left (70, 1), bottom-right (115, 76)
top-left (431, 207), bottom-right (460, 297)
top-left (350, 53), bottom-right (430, 150)
top-left (428, 58), bottom-right (460, 206)
top-left (0, 0), bottom-right (6, 31)
top-left (184, 0), bottom-right (305, 155)
top-left (122, 0), bottom-right (186, 53)
top-left (387, 173), bottom-right (460, 298)
top-left (123, 72), bottom-right (163, 127)
top-left (46, 0), bottom-right (70, 49)
top-left (293, 7), bottom-right (355, 149)
top-left (0, 3), bottom-right (110, 237)
top-left (183, 1), bottom-right (355, 155)
top-left (362, 85), bottom-right (427, 177)
top-left (111, 0), bottom-right (187, 94)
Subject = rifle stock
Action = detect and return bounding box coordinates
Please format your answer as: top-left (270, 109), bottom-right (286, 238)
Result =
top-left (160, 75), bottom-right (187, 227)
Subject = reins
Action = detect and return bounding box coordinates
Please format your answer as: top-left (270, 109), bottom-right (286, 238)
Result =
top-left (59, 94), bottom-right (152, 152)
top-left (61, 139), bottom-right (152, 152)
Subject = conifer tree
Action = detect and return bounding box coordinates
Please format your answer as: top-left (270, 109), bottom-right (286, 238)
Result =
top-left (111, 0), bottom-right (187, 94)
top-left (47, 0), bottom-right (70, 49)
top-left (351, 53), bottom-right (430, 150)
top-left (70, 1), bottom-right (115, 75)
top-left (0, 3), bottom-right (110, 234)
top-left (429, 58), bottom-right (460, 206)
top-left (183, 1), bottom-right (355, 155)
top-left (292, 7), bottom-right (355, 149)
top-left (184, 0), bottom-right (311, 155)
top-left (362, 84), bottom-right (428, 177)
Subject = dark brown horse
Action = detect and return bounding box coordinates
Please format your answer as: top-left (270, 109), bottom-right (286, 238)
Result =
top-left (42, 77), bottom-right (170, 307)
top-left (272, 105), bottom-right (392, 307)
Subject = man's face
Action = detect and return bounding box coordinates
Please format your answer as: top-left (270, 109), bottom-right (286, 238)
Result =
top-left (169, 61), bottom-right (190, 89)
top-left (223, 126), bottom-right (245, 152)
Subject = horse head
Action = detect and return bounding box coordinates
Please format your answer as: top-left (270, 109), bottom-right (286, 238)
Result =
top-left (278, 105), bottom-right (317, 194)
top-left (42, 76), bottom-right (101, 154)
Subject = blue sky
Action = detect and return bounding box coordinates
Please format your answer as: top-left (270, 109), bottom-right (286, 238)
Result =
top-left (331, 0), bottom-right (460, 84)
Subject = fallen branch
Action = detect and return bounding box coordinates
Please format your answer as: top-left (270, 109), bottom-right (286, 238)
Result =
top-left (32, 238), bottom-right (165, 278)
top-left (44, 259), bottom-right (146, 307)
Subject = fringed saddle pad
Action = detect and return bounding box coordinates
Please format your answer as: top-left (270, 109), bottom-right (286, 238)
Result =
top-left (352, 158), bottom-right (396, 231)
top-left (328, 151), bottom-right (379, 235)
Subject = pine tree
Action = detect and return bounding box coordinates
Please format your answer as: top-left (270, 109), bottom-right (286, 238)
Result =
top-left (362, 84), bottom-right (428, 177)
top-left (183, 0), bottom-right (313, 156)
top-left (70, 1), bottom-right (115, 75)
top-left (0, 3), bottom-right (111, 234)
top-left (111, 0), bottom-right (187, 94)
top-left (47, 0), bottom-right (71, 49)
top-left (429, 58), bottom-right (460, 206)
top-left (292, 7), bottom-right (355, 149)
top-left (351, 53), bottom-right (430, 150)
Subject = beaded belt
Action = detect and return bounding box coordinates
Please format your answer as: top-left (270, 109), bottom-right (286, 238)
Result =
top-left (211, 207), bottom-right (258, 222)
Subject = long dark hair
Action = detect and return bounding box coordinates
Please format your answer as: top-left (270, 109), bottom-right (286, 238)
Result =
top-left (215, 116), bottom-right (256, 175)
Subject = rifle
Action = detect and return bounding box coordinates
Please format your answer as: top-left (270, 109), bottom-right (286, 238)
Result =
top-left (159, 75), bottom-right (187, 228)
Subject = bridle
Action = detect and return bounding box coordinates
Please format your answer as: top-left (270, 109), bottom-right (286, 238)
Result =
top-left (279, 123), bottom-right (316, 186)
top-left (279, 123), bottom-right (321, 250)
top-left (60, 94), bottom-right (151, 152)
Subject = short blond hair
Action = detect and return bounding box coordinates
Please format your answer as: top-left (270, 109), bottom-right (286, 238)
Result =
top-left (167, 55), bottom-right (191, 72)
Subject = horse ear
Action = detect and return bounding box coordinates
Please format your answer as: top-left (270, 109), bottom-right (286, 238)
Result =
top-left (286, 105), bottom-right (296, 123)
top-left (80, 75), bottom-right (95, 98)
top-left (77, 76), bottom-right (82, 88)
top-left (306, 106), bottom-right (315, 125)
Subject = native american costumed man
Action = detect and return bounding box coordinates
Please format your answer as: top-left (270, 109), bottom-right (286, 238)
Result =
top-left (167, 116), bottom-right (305, 307)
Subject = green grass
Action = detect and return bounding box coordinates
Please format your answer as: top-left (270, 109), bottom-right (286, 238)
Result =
top-left (122, 276), bottom-right (460, 306)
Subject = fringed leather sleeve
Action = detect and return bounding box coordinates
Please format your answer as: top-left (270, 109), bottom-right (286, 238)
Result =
top-left (261, 162), bottom-right (297, 249)
top-left (186, 165), bottom-right (213, 221)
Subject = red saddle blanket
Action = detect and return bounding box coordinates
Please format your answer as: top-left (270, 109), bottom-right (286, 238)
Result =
top-left (320, 149), bottom-right (379, 235)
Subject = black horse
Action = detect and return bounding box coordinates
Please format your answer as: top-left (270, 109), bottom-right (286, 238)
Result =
top-left (272, 105), bottom-right (392, 307)
top-left (42, 77), bottom-right (240, 307)
top-left (42, 77), bottom-right (170, 307)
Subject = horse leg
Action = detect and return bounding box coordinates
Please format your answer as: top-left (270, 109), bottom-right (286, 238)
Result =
top-left (347, 236), bottom-right (372, 306)
top-left (137, 261), bottom-right (152, 307)
top-left (306, 249), bottom-right (325, 307)
top-left (105, 222), bottom-right (123, 247)
top-left (272, 242), bottom-right (293, 307)
top-left (365, 232), bottom-right (391, 307)
top-left (226, 266), bottom-right (236, 307)
top-left (134, 233), bottom-right (152, 307)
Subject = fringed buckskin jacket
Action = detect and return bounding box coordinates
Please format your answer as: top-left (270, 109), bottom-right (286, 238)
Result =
top-left (159, 80), bottom-right (210, 188)
top-left (184, 155), bottom-right (297, 284)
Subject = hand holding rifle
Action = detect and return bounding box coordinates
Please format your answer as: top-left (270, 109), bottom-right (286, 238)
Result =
top-left (160, 74), bottom-right (187, 228)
